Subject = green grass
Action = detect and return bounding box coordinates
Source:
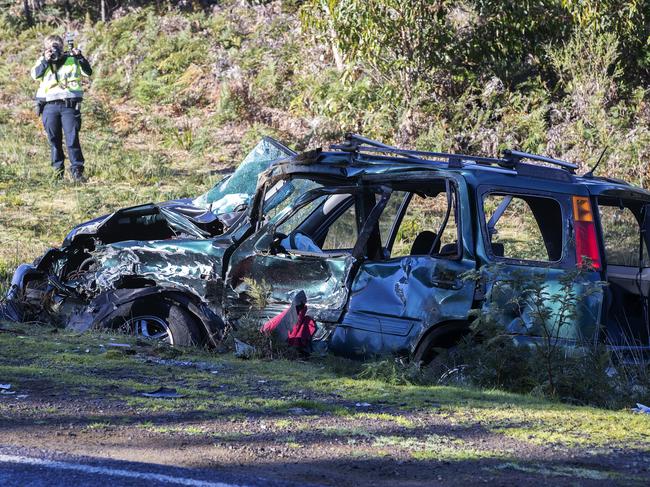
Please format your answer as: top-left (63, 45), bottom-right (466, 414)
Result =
top-left (0, 321), bottom-right (648, 453)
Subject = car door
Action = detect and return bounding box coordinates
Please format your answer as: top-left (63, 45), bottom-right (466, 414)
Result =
top-left (592, 189), bottom-right (650, 352)
top-left (476, 186), bottom-right (604, 346)
top-left (223, 184), bottom-right (391, 324)
top-left (329, 173), bottom-right (477, 359)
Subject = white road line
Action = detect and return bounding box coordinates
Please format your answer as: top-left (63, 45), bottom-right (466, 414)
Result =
top-left (0, 454), bottom-right (247, 487)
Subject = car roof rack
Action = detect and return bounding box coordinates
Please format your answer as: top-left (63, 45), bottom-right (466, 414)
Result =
top-left (502, 149), bottom-right (578, 173)
top-left (331, 134), bottom-right (509, 168)
top-left (330, 134), bottom-right (578, 179)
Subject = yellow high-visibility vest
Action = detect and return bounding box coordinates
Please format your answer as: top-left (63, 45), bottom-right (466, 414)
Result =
top-left (31, 55), bottom-right (91, 101)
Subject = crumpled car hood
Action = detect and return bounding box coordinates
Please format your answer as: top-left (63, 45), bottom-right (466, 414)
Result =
top-left (62, 198), bottom-right (224, 246)
top-left (62, 137), bottom-right (296, 248)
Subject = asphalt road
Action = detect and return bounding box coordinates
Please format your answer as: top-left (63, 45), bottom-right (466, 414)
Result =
top-left (0, 445), bottom-right (314, 487)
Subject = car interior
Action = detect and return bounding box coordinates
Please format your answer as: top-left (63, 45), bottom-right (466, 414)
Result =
top-left (271, 178), bottom-right (463, 262)
top-left (482, 192), bottom-right (564, 263)
top-left (598, 198), bottom-right (650, 348)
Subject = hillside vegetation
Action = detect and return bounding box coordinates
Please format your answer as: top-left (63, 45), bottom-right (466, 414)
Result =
top-left (1, 1), bottom-right (649, 280)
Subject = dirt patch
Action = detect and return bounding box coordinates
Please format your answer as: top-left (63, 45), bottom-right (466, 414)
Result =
top-left (0, 326), bottom-right (648, 486)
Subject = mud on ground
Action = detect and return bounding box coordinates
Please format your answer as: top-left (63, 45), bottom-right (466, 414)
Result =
top-left (0, 323), bottom-right (648, 486)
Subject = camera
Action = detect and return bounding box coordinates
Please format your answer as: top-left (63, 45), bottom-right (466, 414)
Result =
top-left (48, 46), bottom-right (62, 62)
top-left (65, 32), bottom-right (74, 50)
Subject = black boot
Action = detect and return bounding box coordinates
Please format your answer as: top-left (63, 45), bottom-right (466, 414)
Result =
top-left (71, 168), bottom-right (86, 183)
top-left (53, 167), bottom-right (64, 180)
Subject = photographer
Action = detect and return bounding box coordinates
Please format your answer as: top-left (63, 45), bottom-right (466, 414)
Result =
top-left (31, 34), bottom-right (92, 182)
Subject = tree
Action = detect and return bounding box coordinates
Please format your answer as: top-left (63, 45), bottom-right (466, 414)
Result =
top-left (302, 0), bottom-right (453, 105)
top-left (22, 0), bottom-right (34, 25)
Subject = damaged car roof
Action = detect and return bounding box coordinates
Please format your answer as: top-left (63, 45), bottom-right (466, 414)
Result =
top-left (259, 134), bottom-right (650, 202)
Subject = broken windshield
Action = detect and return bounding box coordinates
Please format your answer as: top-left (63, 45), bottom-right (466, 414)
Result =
top-left (193, 138), bottom-right (294, 214)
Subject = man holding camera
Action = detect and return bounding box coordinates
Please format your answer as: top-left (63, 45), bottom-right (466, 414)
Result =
top-left (31, 34), bottom-right (92, 182)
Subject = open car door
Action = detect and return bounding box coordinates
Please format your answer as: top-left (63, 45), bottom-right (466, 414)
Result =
top-left (223, 183), bottom-right (391, 325)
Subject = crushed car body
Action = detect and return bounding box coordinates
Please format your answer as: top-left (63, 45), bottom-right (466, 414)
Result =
top-left (4, 134), bottom-right (650, 362)
top-left (3, 137), bottom-right (295, 345)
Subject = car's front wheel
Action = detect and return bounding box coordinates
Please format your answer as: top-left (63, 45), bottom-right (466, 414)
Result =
top-left (98, 299), bottom-right (203, 347)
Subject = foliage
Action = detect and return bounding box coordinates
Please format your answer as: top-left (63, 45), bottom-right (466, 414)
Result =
top-left (446, 266), bottom-right (648, 408)
top-left (299, 0), bottom-right (650, 172)
top-left (357, 357), bottom-right (422, 386)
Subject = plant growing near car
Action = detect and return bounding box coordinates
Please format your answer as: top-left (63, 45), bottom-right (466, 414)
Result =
top-left (523, 266), bottom-right (604, 395)
top-left (243, 277), bottom-right (272, 311)
top-left (461, 264), bottom-right (605, 397)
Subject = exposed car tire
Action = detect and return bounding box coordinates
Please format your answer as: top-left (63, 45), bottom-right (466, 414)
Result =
top-left (413, 324), bottom-right (469, 366)
top-left (412, 334), bottom-right (440, 366)
top-left (98, 299), bottom-right (203, 347)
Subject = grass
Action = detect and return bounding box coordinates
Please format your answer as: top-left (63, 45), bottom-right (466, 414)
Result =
top-left (0, 321), bottom-right (648, 453)
top-left (1, 321), bottom-right (649, 484)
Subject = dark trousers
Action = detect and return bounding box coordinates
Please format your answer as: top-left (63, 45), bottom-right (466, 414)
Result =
top-left (41, 101), bottom-right (85, 172)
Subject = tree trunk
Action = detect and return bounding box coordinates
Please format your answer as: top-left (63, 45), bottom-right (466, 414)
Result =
top-left (101, 0), bottom-right (106, 22)
top-left (23, 0), bottom-right (34, 26)
top-left (322, 3), bottom-right (345, 72)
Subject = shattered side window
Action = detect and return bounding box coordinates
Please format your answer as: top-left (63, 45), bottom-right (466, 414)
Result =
top-left (274, 192), bottom-right (357, 253)
top-left (276, 195), bottom-right (329, 235)
top-left (483, 193), bottom-right (563, 262)
top-left (193, 138), bottom-right (293, 214)
top-left (598, 203), bottom-right (649, 267)
top-left (264, 179), bottom-right (324, 224)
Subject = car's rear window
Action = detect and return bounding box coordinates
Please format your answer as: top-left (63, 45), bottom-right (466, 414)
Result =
top-left (483, 192), bottom-right (564, 263)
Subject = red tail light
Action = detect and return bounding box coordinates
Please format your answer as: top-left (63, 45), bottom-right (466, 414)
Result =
top-left (572, 196), bottom-right (601, 270)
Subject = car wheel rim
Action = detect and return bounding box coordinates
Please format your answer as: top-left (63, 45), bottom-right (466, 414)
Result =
top-left (125, 315), bottom-right (173, 344)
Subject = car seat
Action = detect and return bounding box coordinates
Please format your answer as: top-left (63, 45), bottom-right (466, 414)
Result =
top-left (410, 230), bottom-right (441, 255)
top-left (439, 242), bottom-right (459, 256)
top-left (491, 242), bottom-right (505, 257)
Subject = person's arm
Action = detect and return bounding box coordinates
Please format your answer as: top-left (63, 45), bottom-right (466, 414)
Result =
top-left (77, 56), bottom-right (92, 76)
top-left (71, 48), bottom-right (92, 76)
top-left (31, 57), bottom-right (49, 80)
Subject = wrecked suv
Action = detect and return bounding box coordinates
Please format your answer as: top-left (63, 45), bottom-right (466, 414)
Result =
top-left (6, 135), bottom-right (650, 362)
top-left (3, 137), bottom-right (296, 345)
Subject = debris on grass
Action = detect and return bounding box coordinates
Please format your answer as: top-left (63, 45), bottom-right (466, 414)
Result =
top-left (632, 403), bottom-right (650, 414)
top-left (141, 387), bottom-right (186, 399)
top-left (234, 338), bottom-right (255, 359)
top-left (143, 356), bottom-right (222, 372)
